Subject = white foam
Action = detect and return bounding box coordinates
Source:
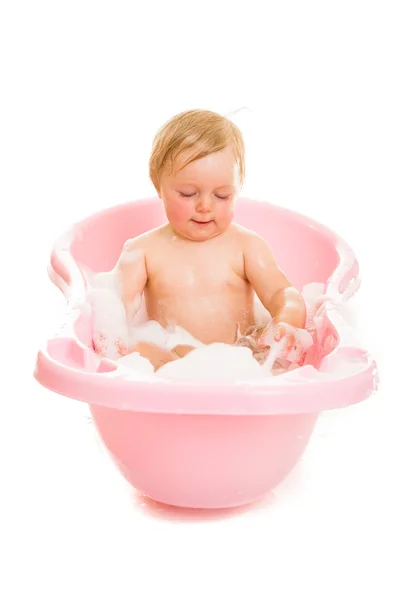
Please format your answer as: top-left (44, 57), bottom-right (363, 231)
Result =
top-left (87, 271), bottom-right (313, 380)
top-left (117, 351), bottom-right (155, 375)
top-left (262, 339), bottom-right (286, 375)
top-left (129, 320), bottom-right (204, 351)
top-left (86, 268), bottom-right (364, 384)
top-left (156, 343), bottom-right (265, 382)
top-left (88, 286), bottom-right (130, 360)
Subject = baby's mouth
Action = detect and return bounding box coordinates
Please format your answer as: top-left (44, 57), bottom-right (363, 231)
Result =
top-left (191, 219), bottom-right (213, 225)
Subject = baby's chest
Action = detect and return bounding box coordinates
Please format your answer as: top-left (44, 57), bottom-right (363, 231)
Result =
top-left (147, 256), bottom-right (244, 295)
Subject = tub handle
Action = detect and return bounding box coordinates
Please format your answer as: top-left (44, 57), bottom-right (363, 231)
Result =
top-left (34, 335), bottom-right (126, 401)
top-left (326, 257), bottom-right (360, 302)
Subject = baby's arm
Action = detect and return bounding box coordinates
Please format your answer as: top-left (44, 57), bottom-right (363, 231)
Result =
top-left (115, 239), bottom-right (148, 328)
top-left (115, 240), bottom-right (195, 363)
top-left (89, 241), bottom-right (147, 358)
top-left (243, 232), bottom-right (307, 352)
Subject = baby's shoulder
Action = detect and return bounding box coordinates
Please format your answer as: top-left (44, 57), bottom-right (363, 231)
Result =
top-left (121, 226), bottom-right (166, 254)
top-left (229, 223), bottom-right (269, 248)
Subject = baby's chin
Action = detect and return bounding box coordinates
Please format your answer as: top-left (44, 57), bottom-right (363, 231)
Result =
top-left (179, 219), bottom-right (229, 241)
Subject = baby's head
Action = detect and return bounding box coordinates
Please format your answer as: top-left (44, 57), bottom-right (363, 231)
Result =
top-left (149, 109), bottom-right (245, 241)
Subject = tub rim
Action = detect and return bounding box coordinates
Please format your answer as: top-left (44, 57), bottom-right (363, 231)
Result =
top-left (34, 197), bottom-right (378, 415)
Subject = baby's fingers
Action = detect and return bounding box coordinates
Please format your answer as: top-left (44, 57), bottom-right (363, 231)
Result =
top-left (285, 332), bottom-right (296, 353)
top-left (116, 339), bottom-right (129, 356)
top-left (257, 324), bottom-right (273, 348)
top-left (273, 324), bottom-right (286, 343)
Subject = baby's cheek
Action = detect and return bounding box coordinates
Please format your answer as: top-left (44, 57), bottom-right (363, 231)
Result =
top-left (166, 201), bottom-right (191, 224)
top-left (217, 202), bottom-right (234, 225)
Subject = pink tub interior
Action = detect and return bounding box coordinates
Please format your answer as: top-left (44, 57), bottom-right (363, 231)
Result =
top-left (70, 198), bottom-right (339, 289)
top-left (34, 197), bottom-right (378, 509)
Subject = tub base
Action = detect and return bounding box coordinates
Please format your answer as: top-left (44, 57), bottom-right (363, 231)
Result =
top-left (90, 406), bottom-right (318, 509)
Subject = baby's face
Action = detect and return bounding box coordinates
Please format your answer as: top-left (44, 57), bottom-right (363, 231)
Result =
top-left (159, 145), bottom-right (240, 241)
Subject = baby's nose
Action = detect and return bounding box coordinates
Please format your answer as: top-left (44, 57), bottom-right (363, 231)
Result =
top-left (196, 195), bottom-right (213, 212)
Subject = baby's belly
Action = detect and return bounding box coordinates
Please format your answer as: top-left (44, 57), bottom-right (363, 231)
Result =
top-left (145, 288), bottom-right (255, 345)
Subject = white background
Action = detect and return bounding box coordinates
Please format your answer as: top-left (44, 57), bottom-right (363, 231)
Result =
top-left (1, 1), bottom-right (399, 598)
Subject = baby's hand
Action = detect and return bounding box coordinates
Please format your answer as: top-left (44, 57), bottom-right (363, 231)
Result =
top-left (258, 320), bottom-right (313, 363)
top-left (259, 322), bottom-right (296, 353)
top-left (93, 334), bottom-right (130, 358)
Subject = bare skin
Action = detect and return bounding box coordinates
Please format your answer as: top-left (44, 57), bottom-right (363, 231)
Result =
top-left (114, 146), bottom-right (306, 370)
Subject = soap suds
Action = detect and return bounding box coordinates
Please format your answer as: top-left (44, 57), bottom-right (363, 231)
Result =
top-left (85, 274), bottom-right (363, 383)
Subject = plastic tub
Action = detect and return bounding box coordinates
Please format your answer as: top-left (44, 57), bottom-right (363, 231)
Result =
top-left (34, 198), bottom-right (378, 508)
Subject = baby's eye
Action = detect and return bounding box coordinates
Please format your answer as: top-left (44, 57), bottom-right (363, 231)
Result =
top-left (179, 192), bottom-right (196, 198)
top-left (215, 194), bottom-right (230, 200)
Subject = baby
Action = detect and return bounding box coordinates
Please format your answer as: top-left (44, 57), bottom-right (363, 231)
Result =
top-left (95, 109), bottom-right (308, 370)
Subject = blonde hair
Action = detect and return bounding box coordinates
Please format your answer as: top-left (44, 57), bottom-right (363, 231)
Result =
top-left (149, 109), bottom-right (245, 191)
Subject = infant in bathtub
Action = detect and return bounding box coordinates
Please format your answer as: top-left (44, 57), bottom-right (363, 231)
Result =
top-left (91, 109), bottom-right (311, 373)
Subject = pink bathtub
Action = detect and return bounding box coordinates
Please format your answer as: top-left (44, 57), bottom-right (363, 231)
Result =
top-left (34, 198), bottom-right (378, 508)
